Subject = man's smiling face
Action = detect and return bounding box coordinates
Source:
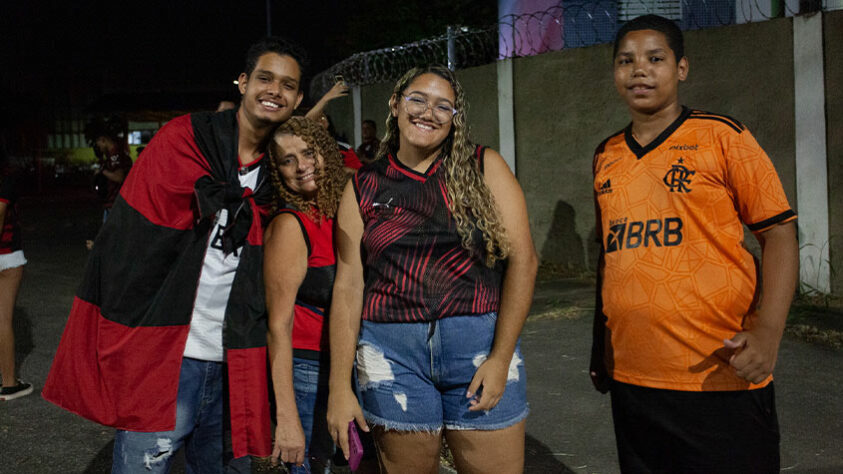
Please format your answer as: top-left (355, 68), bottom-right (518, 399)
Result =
top-left (237, 52), bottom-right (303, 126)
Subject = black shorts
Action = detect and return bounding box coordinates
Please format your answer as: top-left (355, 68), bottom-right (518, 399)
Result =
top-left (610, 381), bottom-right (780, 473)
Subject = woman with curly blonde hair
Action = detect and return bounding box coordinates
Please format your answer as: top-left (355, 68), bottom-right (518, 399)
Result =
top-left (264, 116), bottom-right (349, 472)
top-left (327, 65), bottom-right (537, 473)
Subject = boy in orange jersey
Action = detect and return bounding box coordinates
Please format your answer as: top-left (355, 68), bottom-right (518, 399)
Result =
top-left (590, 14), bottom-right (798, 473)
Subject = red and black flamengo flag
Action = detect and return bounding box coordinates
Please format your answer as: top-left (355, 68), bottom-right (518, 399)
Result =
top-left (43, 109), bottom-right (273, 458)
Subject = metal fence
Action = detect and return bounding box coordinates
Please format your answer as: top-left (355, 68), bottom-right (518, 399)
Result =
top-left (311, 0), bottom-right (837, 99)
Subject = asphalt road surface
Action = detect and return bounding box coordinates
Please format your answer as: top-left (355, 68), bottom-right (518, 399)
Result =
top-left (2, 189), bottom-right (841, 473)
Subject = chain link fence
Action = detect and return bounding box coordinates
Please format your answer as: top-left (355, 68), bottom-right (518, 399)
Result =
top-left (311, 0), bottom-right (836, 98)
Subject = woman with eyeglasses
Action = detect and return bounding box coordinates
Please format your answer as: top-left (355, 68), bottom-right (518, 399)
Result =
top-left (264, 117), bottom-right (349, 473)
top-left (326, 65), bottom-right (537, 473)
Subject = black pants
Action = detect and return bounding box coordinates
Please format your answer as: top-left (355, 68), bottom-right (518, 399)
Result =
top-left (610, 381), bottom-right (780, 474)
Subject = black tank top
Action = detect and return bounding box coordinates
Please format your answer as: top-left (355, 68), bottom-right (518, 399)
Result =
top-left (353, 145), bottom-right (503, 323)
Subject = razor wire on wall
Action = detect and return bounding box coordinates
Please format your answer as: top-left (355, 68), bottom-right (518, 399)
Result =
top-left (311, 0), bottom-right (835, 98)
top-left (310, 24), bottom-right (499, 100)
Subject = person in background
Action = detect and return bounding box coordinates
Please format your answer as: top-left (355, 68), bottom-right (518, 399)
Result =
top-left (306, 80), bottom-right (362, 172)
top-left (0, 149), bottom-right (30, 401)
top-left (83, 116), bottom-right (133, 250)
top-left (85, 116), bottom-right (133, 222)
top-left (307, 79), bottom-right (349, 122)
top-left (317, 112), bottom-right (362, 173)
top-left (355, 119), bottom-right (379, 162)
top-left (217, 100), bottom-right (237, 112)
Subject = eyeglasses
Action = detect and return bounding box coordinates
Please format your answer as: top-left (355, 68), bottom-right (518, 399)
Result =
top-left (401, 94), bottom-right (457, 124)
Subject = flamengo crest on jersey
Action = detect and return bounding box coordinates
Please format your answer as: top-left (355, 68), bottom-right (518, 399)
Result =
top-left (662, 157), bottom-right (695, 193)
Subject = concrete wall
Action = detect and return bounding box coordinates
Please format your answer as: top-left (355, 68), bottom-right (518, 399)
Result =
top-left (682, 19), bottom-right (796, 260)
top-left (326, 12), bottom-right (841, 292)
top-left (456, 63), bottom-right (500, 151)
top-left (825, 11), bottom-right (843, 294)
top-left (360, 82), bottom-right (395, 145)
top-left (514, 42), bottom-right (626, 273)
top-left (683, 19), bottom-right (796, 203)
top-left (323, 81), bottom-right (393, 149)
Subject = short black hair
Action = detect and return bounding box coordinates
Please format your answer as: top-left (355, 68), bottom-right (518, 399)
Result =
top-left (84, 116), bottom-right (124, 146)
top-left (362, 119), bottom-right (376, 129)
top-left (244, 36), bottom-right (308, 78)
top-left (614, 14), bottom-right (684, 61)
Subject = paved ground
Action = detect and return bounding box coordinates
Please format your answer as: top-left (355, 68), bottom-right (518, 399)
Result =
top-left (1, 188), bottom-right (842, 473)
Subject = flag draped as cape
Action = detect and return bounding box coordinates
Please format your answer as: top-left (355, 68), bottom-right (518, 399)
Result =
top-left (43, 109), bottom-right (273, 458)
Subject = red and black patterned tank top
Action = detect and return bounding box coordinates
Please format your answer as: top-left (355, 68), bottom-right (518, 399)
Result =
top-left (276, 208), bottom-right (336, 356)
top-left (353, 145), bottom-right (503, 323)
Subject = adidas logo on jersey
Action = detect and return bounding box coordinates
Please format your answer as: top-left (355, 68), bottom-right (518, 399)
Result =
top-left (599, 179), bottom-right (613, 195)
top-left (606, 217), bottom-right (683, 253)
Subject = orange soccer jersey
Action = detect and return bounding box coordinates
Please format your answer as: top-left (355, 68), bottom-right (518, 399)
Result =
top-left (593, 107), bottom-right (796, 391)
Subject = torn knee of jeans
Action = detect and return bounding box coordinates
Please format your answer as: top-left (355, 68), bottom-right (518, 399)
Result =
top-left (142, 438), bottom-right (174, 470)
top-left (356, 343), bottom-right (394, 390)
top-left (472, 351), bottom-right (523, 383)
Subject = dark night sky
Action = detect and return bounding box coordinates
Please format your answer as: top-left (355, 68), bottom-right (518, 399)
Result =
top-left (2, 1), bottom-right (351, 110)
top-left (1, 0), bottom-right (497, 124)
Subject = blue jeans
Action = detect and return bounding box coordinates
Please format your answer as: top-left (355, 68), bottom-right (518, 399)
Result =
top-left (290, 356), bottom-right (334, 474)
top-left (356, 313), bottom-right (529, 431)
top-left (112, 357), bottom-right (224, 474)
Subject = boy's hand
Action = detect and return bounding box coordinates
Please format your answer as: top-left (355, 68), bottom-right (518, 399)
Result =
top-left (723, 325), bottom-right (782, 384)
top-left (589, 360), bottom-right (611, 394)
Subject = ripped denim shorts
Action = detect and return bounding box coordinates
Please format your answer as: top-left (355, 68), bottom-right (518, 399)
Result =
top-left (355, 312), bottom-right (529, 432)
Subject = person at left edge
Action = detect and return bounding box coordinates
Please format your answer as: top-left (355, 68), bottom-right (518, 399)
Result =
top-left (42, 37), bottom-right (306, 473)
top-left (0, 154), bottom-right (32, 401)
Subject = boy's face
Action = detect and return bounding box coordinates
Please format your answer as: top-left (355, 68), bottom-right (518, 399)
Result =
top-left (613, 29), bottom-right (688, 115)
top-left (237, 52), bottom-right (303, 127)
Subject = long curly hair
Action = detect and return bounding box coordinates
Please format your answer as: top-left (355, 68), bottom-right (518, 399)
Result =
top-left (376, 65), bottom-right (509, 266)
top-left (267, 117), bottom-right (346, 219)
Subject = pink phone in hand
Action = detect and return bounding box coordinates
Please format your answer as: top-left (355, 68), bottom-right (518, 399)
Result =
top-left (347, 420), bottom-right (363, 471)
